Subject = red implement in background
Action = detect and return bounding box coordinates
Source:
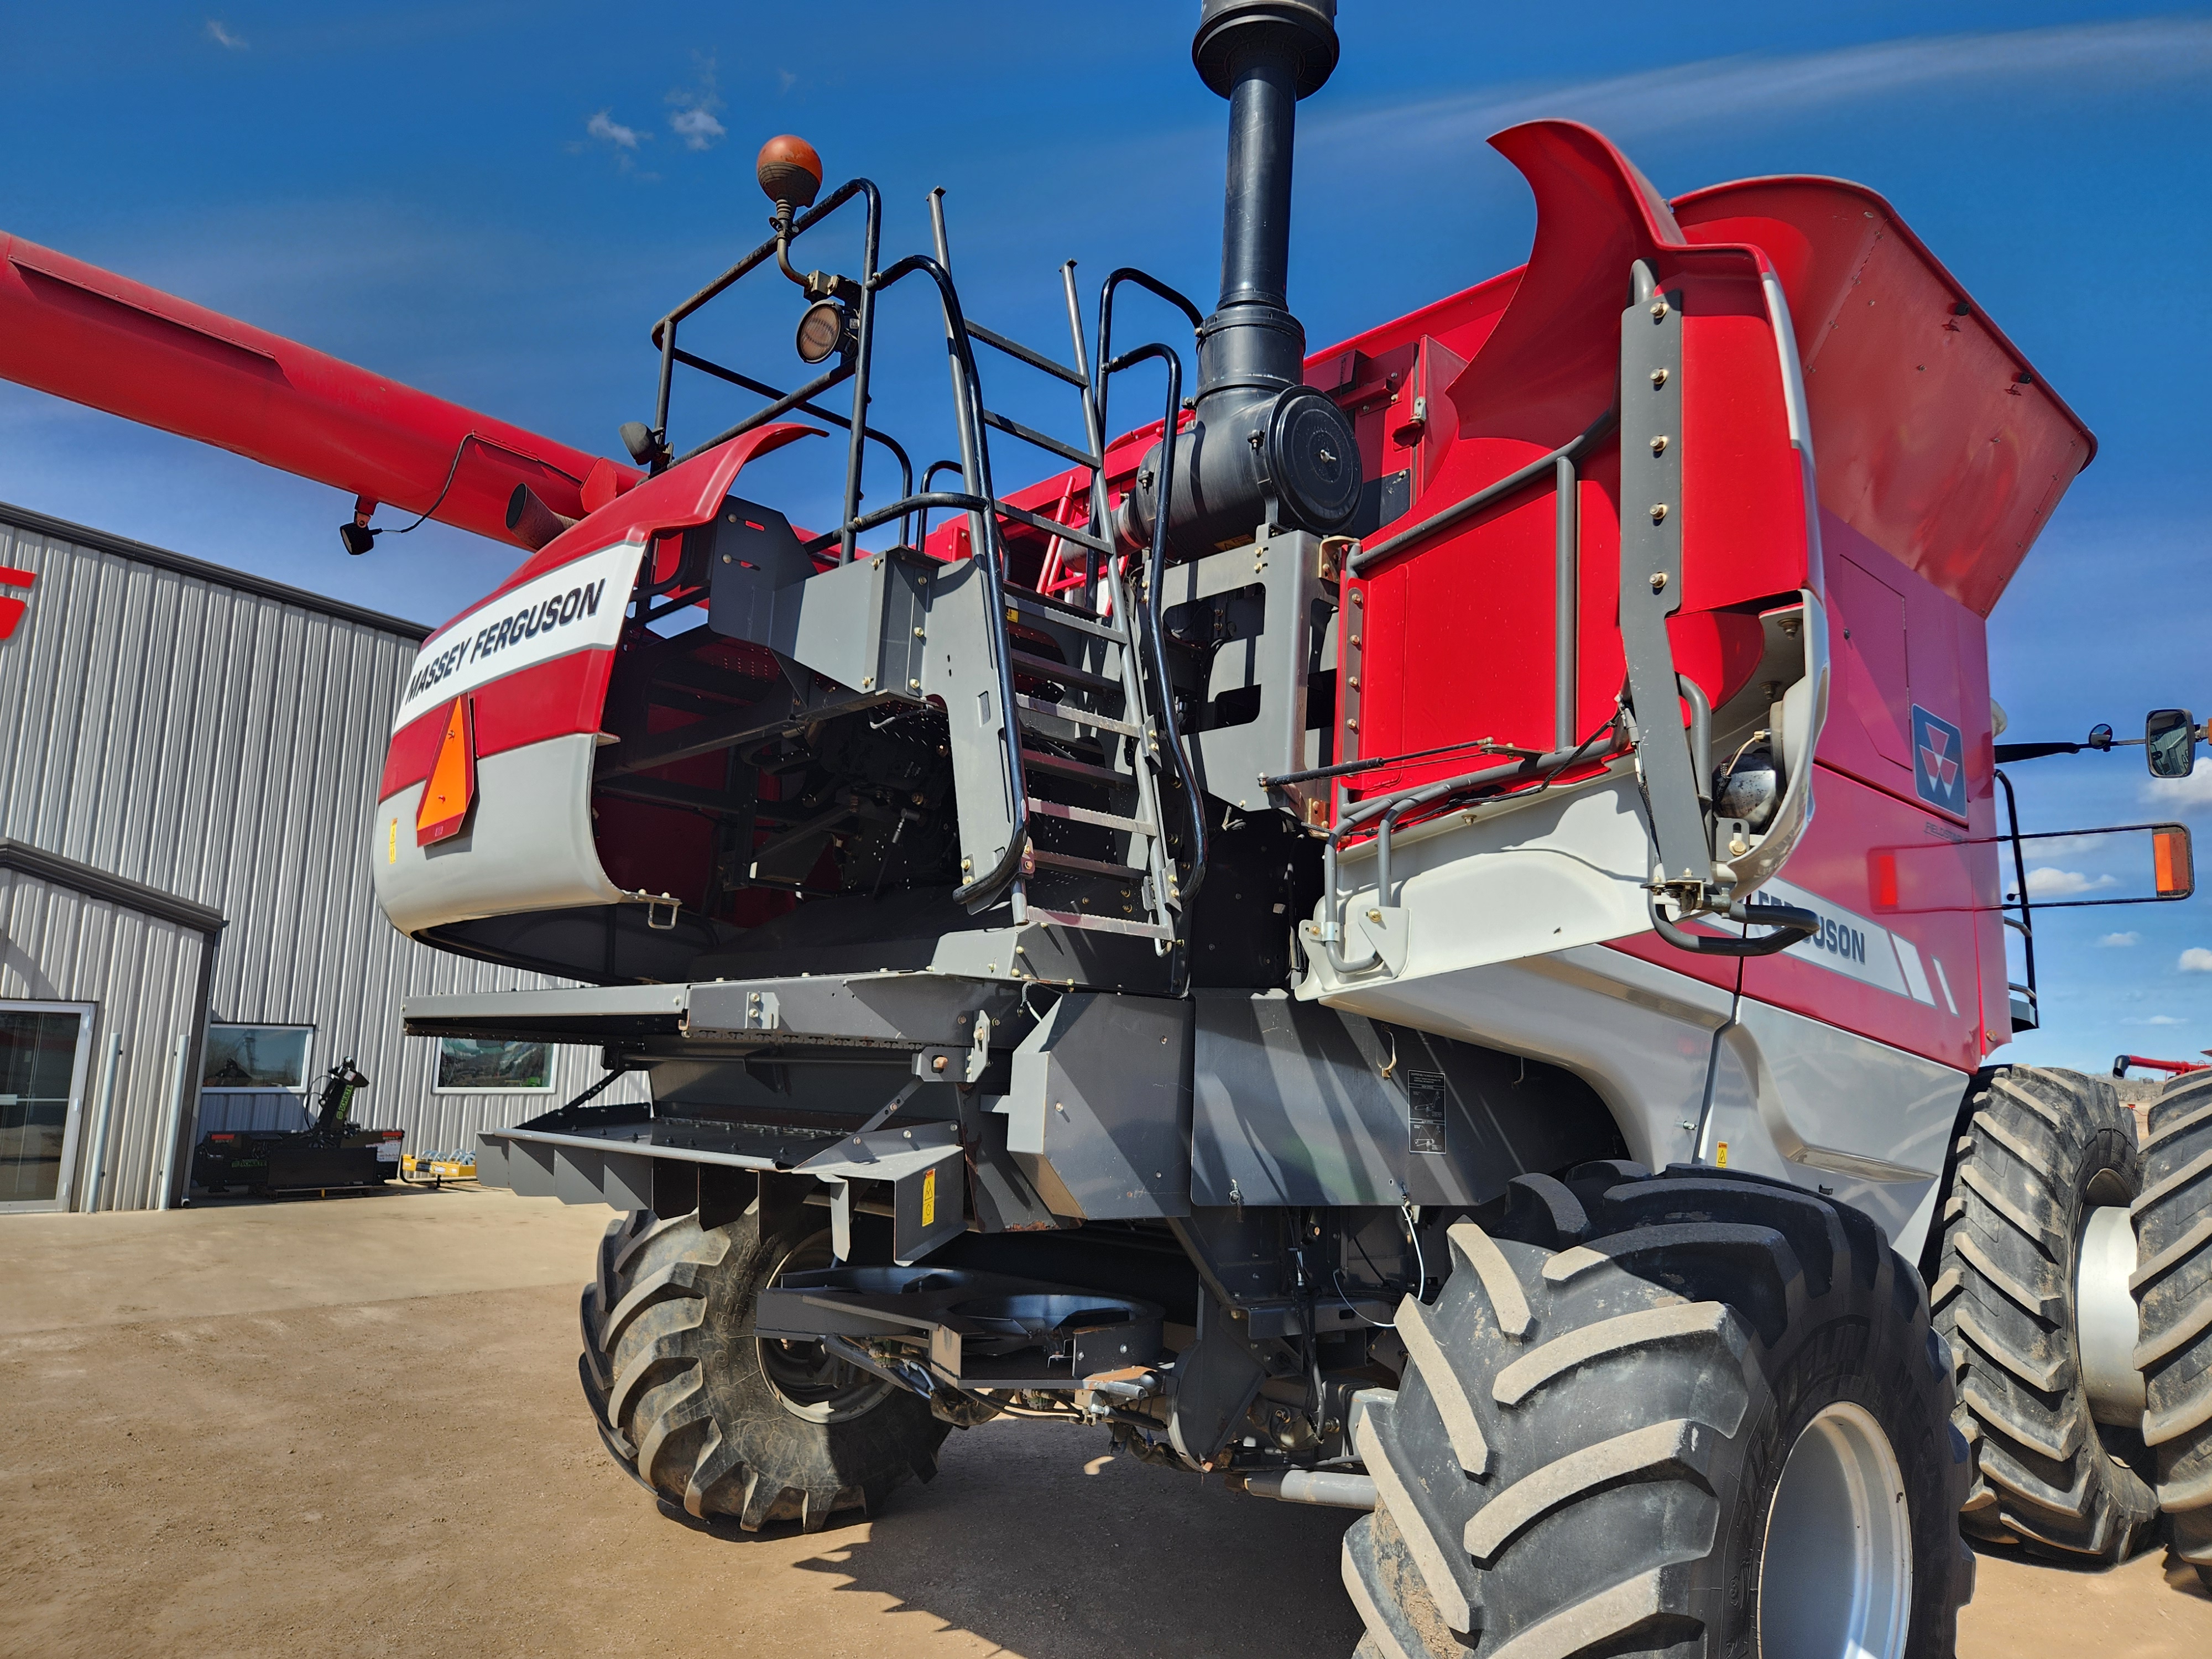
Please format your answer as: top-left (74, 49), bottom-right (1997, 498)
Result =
top-left (2115, 1053), bottom-right (2210, 1078)
top-left (0, 232), bottom-right (639, 549)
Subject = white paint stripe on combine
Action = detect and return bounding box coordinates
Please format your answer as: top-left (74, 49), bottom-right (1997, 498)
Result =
top-left (1930, 954), bottom-right (1959, 1015)
top-left (1745, 877), bottom-right (1935, 1005)
top-left (1893, 933), bottom-right (1936, 1005)
top-left (392, 540), bottom-right (646, 733)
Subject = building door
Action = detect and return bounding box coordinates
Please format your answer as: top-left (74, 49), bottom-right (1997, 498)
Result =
top-left (0, 1001), bottom-right (96, 1212)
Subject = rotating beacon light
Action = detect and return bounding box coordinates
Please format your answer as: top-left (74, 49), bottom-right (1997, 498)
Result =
top-left (756, 134), bottom-right (853, 364)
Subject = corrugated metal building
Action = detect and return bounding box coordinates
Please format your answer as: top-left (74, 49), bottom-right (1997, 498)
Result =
top-left (0, 500), bottom-right (646, 1212)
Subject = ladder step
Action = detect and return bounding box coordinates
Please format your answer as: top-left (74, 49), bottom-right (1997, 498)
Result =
top-left (1030, 848), bottom-right (1149, 881)
top-left (1009, 650), bottom-right (1121, 699)
top-left (1029, 907), bottom-right (1176, 942)
top-left (1020, 747), bottom-right (1126, 787)
top-left (966, 321), bottom-right (1088, 390)
top-left (1015, 693), bottom-right (1141, 739)
top-left (1032, 800), bottom-right (1156, 837)
top-left (994, 499), bottom-right (1114, 556)
top-left (1008, 592), bottom-right (1126, 644)
top-left (980, 406), bottom-right (1100, 472)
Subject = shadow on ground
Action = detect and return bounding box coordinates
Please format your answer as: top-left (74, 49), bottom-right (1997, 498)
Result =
top-left (775, 1421), bottom-right (1363, 1659)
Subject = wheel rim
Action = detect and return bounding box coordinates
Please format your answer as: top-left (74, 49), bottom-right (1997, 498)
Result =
top-left (1758, 1401), bottom-right (1913, 1659)
top-left (756, 1232), bottom-right (894, 1425)
top-left (2076, 1190), bottom-right (2146, 1428)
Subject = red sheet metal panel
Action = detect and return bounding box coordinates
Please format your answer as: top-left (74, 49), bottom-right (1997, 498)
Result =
top-left (376, 425), bottom-right (818, 799)
top-left (1673, 181), bottom-right (2093, 617)
top-left (1335, 122), bottom-right (1813, 808)
top-left (1739, 764), bottom-right (1987, 1073)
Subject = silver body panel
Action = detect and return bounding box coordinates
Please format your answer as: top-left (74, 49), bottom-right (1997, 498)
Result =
top-left (374, 732), bottom-right (622, 936)
top-left (1295, 770), bottom-right (1962, 1260)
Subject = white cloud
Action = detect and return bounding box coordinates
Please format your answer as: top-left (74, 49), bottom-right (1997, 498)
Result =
top-left (2025, 867), bottom-right (2119, 897)
top-left (2181, 948), bottom-right (2212, 974)
top-left (1314, 18), bottom-right (2212, 157)
top-left (205, 19), bottom-right (247, 50)
top-left (666, 53), bottom-right (727, 152)
top-left (2142, 767), bottom-right (2212, 815)
top-left (2099, 932), bottom-right (2140, 948)
top-left (778, 68), bottom-right (798, 96)
top-left (670, 108), bottom-right (726, 150)
top-left (586, 111), bottom-right (643, 150)
top-left (2125, 1014), bottom-right (2185, 1026)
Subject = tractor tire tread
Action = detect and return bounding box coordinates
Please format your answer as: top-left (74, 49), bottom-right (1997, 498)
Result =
top-left (2143, 1074), bottom-right (2212, 1567)
top-left (578, 1205), bottom-right (948, 1532)
top-left (1345, 1171), bottom-right (1971, 1659)
top-left (1936, 1066), bottom-right (2159, 1561)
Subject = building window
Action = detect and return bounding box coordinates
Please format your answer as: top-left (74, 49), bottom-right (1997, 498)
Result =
top-left (435, 1039), bottom-right (555, 1093)
top-left (1, 1000), bottom-right (96, 1212)
top-left (201, 1025), bottom-right (313, 1091)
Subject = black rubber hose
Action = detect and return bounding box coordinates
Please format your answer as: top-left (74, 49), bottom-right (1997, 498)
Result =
top-left (1648, 893), bottom-right (1818, 958)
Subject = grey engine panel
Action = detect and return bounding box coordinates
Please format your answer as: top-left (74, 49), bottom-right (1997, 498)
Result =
top-left (441, 973), bottom-right (1617, 1221)
top-left (1191, 990), bottom-right (1618, 1208)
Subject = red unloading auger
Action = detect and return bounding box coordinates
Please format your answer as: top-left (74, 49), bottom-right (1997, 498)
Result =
top-left (2114, 1053), bottom-right (2210, 1079)
top-left (0, 231), bottom-right (640, 553)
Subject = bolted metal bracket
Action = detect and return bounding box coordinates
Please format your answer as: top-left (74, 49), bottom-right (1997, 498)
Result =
top-left (1617, 261), bottom-right (1714, 904)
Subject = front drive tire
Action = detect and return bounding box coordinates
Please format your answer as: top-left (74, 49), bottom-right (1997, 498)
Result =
top-left (2140, 1071), bottom-right (2212, 1589)
top-left (1931, 1067), bottom-right (2158, 1560)
top-left (1344, 1163), bottom-right (1971, 1659)
top-left (580, 1204), bottom-right (949, 1531)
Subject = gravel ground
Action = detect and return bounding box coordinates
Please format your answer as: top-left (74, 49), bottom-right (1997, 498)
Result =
top-left (2, 1185), bottom-right (2206, 1658)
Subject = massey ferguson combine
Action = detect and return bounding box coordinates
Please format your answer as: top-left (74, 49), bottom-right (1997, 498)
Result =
top-left (7, 3), bottom-right (2212, 1653)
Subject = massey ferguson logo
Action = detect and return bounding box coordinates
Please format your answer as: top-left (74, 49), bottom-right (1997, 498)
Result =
top-left (404, 575), bottom-right (610, 704)
top-left (1912, 704), bottom-right (1967, 817)
top-left (390, 540), bottom-right (644, 736)
top-left (0, 563), bottom-right (33, 641)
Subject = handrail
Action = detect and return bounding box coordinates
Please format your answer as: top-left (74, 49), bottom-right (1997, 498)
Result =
top-left (649, 177), bottom-right (884, 565)
top-left (1102, 340), bottom-right (1206, 905)
top-left (667, 345), bottom-right (914, 543)
top-left (1083, 268), bottom-right (1207, 913)
top-left (1995, 767), bottom-right (2037, 1017)
top-left (912, 459), bottom-right (966, 551)
top-left (798, 490), bottom-right (995, 555)
top-left (1314, 722), bottom-right (1625, 975)
top-left (1088, 268), bottom-right (1204, 547)
top-left (868, 249), bottom-right (1030, 910)
top-left (1349, 406), bottom-right (1618, 575)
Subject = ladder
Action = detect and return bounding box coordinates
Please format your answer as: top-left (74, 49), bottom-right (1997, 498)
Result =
top-left (924, 197), bottom-right (1184, 950)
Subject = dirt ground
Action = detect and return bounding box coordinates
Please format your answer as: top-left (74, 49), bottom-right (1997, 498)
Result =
top-left (2, 1187), bottom-right (2206, 1659)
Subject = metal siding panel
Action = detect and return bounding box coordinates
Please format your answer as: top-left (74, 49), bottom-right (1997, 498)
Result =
top-left (1, 512), bottom-right (650, 1209)
top-left (0, 867), bottom-right (208, 1211)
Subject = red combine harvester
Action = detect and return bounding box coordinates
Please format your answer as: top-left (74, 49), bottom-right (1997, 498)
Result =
top-left (7, 3), bottom-right (2211, 1651)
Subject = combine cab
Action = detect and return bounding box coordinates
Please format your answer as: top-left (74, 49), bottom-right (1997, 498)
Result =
top-left (9, 0), bottom-right (2211, 1649)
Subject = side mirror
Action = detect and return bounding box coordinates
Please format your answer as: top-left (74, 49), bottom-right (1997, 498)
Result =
top-left (2146, 708), bottom-right (2197, 778)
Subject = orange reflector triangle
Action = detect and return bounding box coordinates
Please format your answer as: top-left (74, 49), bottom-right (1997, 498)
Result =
top-left (416, 696), bottom-right (477, 846)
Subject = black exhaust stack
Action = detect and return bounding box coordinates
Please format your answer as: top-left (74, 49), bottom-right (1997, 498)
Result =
top-left (1122, 0), bottom-right (1360, 555)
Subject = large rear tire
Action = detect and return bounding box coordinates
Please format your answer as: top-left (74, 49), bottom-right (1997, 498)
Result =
top-left (1344, 1162), bottom-right (1971, 1659)
top-left (580, 1204), bottom-right (948, 1530)
top-left (2139, 1071), bottom-right (2212, 1589)
top-left (1931, 1067), bottom-right (2158, 1560)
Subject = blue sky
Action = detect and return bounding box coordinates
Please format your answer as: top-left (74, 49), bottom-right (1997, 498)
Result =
top-left (3, 2), bottom-right (2209, 1071)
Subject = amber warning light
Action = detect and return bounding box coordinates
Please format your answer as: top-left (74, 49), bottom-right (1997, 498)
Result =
top-left (2005, 821), bottom-right (2195, 907)
top-left (2154, 825), bottom-right (2194, 899)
